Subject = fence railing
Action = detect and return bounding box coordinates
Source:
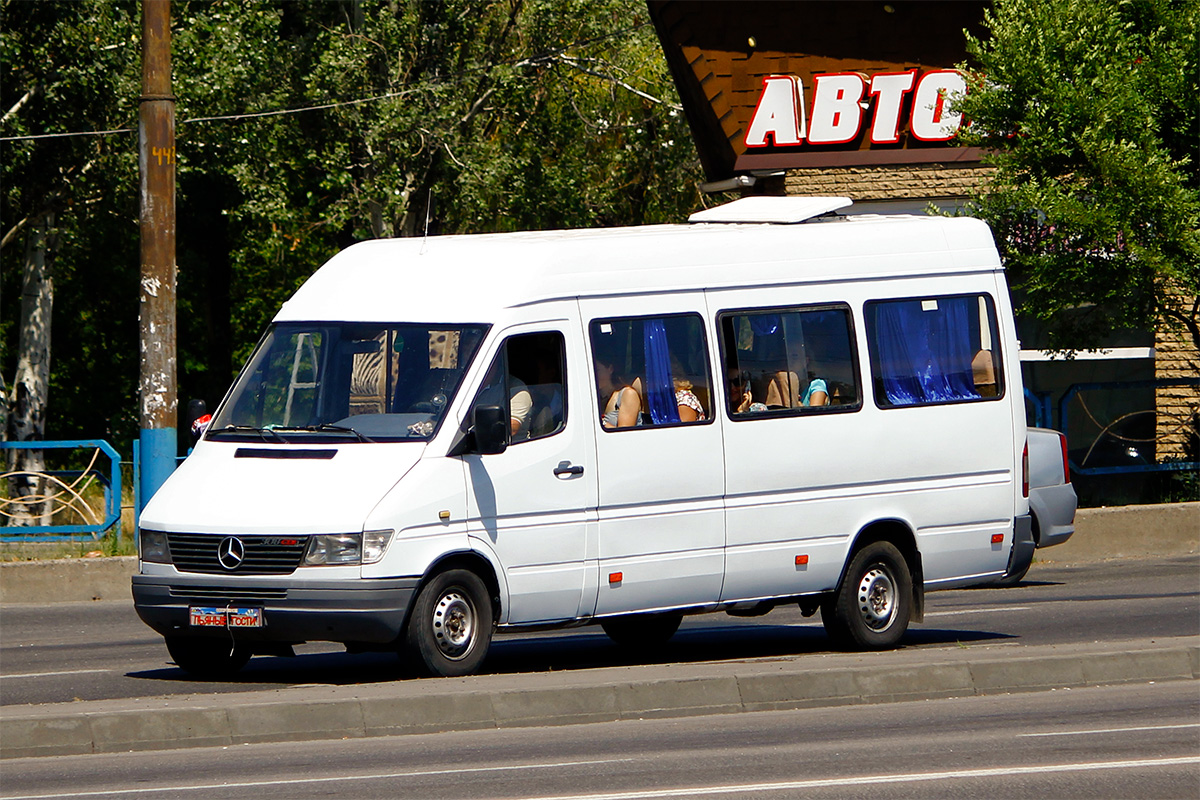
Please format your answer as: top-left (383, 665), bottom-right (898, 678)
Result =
top-left (0, 439), bottom-right (123, 541)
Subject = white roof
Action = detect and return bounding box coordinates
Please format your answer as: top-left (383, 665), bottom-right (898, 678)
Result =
top-left (276, 200), bottom-right (999, 324)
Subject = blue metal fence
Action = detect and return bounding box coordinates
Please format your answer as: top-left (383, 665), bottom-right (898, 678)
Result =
top-left (0, 439), bottom-right (123, 541)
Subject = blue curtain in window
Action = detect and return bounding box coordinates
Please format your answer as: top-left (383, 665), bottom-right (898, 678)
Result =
top-left (875, 298), bottom-right (980, 406)
top-left (643, 319), bottom-right (680, 424)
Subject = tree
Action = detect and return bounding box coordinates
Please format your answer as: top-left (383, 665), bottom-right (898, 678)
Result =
top-left (954, 0), bottom-right (1200, 351)
top-left (1, 0), bottom-right (701, 453)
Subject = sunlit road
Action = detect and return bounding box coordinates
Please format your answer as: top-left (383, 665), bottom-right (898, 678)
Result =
top-left (3, 680), bottom-right (1197, 799)
top-left (2, 556), bottom-right (1197, 706)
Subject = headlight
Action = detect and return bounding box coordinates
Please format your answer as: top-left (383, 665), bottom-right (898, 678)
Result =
top-left (140, 530), bottom-right (171, 563)
top-left (362, 529), bottom-right (393, 564)
top-left (303, 534), bottom-right (362, 566)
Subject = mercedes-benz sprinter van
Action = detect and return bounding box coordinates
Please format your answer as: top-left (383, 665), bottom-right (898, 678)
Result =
top-left (133, 196), bottom-right (1032, 677)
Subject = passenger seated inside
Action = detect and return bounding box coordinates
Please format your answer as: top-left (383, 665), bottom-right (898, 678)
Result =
top-left (971, 349), bottom-right (998, 397)
top-left (674, 378), bottom-right (705, 421)
top-left (728, 368), bottom-right (766, 414)
top-left (596, 358), bottom-right (641, 428)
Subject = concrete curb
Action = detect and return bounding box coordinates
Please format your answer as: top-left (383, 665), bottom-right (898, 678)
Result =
top-left (2, 637), bottom-right (1197, 759)
top-left (1, 503), bottom-right (1196, 605)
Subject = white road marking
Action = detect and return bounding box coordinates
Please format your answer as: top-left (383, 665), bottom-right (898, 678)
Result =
top-left (2, 669), bottom-right (108, 679)
top-left (0, 758), bottom-right (633, 799)
top-left (528, 757), bottom-right (1200, 799)
top-left (924, 606), bottom-right (1031, 617)
top-left (4, 755), bottom-right (1197, 800)
top-left (1020, 723), bottom-right (1200, 738)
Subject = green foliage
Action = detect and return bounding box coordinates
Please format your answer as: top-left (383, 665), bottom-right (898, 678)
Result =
top-left (954, 0), bottom-right (1200, 350)
top-left (1, 0), bottom-right (701, 446)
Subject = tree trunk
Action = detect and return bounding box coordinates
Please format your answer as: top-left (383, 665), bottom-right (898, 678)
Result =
top-left (7, 213), bottom-right (56, 527)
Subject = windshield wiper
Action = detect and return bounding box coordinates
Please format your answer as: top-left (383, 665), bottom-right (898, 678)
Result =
top-left (269, 424), bottom-right (375, 443)
top-left (207, 425), bottom-right (288, 443)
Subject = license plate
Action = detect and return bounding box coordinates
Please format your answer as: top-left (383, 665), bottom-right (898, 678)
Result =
top-left (189, 606), bottom-right (263, 628)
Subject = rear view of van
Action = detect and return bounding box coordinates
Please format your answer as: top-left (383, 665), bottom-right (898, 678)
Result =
top-left (133, 197), bottom-right (1030, 678)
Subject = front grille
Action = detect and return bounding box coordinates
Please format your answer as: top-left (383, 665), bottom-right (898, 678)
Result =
top-left (169, 585), bottom-right (289, 600)
top-left (167, 533), bottom-right (308, 575)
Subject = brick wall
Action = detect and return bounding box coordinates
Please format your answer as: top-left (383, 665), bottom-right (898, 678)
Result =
top-left (1155, 308), bottom-right (1200, 461)
top-left (784, 163), bottom-right (995, 201)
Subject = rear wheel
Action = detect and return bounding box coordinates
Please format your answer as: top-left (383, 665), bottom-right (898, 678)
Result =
top-left (601, 612), bottom-right (682, 649)
top-left (165, 636), bottom-right (251, 678)
top-left (404, 569), bottom-right (494, 677)
top-left (822, 541), bottom-right (912, 650)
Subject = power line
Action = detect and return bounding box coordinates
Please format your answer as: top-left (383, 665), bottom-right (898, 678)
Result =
top-left (0, 22), bottom-right (661, 143)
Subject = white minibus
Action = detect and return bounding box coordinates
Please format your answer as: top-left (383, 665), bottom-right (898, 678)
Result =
top-left (133, 196), bottom-right (1032, 677)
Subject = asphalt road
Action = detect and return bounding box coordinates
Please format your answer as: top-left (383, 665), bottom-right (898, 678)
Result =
top-left (2, 680), bottom-right (1196, 799)
top-left (2, 555), bottom-right (1198, 707)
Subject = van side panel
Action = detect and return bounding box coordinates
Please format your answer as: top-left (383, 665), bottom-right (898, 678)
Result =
top-left (714, 272), bottom-right (1015, 600)
top-left (579, 294), bottom-right (727, 616)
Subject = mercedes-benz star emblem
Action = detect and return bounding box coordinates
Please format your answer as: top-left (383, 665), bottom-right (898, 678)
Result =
top-left (217, 537), bottom-right (245, 570)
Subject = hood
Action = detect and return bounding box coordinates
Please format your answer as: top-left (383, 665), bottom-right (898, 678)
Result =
top-left (140, 440), bottom-right (425, 535)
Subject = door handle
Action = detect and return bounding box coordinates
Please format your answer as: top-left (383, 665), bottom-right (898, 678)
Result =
top-left (554, 460), bottom-right (585, 477)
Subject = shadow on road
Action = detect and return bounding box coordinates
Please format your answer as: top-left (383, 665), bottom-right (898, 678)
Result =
top-left (127, 621), bottom-right (1014, 687)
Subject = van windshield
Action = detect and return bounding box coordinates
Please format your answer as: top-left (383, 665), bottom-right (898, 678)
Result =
top-left (207, 322), bottom-right (489, 443)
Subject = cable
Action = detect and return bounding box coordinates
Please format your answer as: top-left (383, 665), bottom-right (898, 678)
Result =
top-left (0, 22), bottom-right (658, 143)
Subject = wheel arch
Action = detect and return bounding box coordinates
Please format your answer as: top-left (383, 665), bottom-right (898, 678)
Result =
top-left (843, 519), bottom-right (925, 623)
top-left (416, 550), bottom-right (502, 626)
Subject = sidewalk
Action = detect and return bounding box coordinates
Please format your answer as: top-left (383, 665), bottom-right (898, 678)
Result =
top-left (3, 635), bottom-right (1196, 759)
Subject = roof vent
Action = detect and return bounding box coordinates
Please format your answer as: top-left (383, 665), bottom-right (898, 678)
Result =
top-left (688, 196), bottom-right (852, 224)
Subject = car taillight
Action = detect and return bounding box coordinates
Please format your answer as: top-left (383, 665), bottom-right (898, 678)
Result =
top-left (1058, 431), bottom-right (1070, 484)
top-left (1022, 440), bottom-right (1030, 498)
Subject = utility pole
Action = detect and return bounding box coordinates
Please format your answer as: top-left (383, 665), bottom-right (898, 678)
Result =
top-left (138, 0), bottom-right (176, 510)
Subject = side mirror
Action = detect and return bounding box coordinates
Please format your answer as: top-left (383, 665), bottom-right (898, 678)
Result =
top-left (186, 398), bottom-right (209, 443)
top-left (473, 404), bottom-right (509, 455)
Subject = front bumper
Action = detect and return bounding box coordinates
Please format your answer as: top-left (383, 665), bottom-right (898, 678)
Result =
top-left (132, 573), bottom-right (419, 645)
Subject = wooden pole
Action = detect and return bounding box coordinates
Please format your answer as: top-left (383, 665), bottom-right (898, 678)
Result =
top-left (138, 0), bottom-right (176, 510)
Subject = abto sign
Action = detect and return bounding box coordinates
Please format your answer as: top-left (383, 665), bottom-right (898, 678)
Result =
top-left (744, 69), bottom-right (967, 148)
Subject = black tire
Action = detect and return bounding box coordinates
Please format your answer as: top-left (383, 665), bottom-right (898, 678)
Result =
top-left (821, 541), bottom-right (912, 650)
top-left (404, 569), bottom-right (494, 677)
top-left (600, 612), bottom-right (683, 648)
top-left (165, 636), bottom-right (251, 678)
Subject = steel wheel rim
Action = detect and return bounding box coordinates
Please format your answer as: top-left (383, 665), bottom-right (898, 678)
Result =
top-left (856, 565), bottom-right (897, 631)
top-left (432, 589), bottom-right (476, 660)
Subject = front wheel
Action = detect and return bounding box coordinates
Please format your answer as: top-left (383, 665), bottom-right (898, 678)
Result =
top-left (165, 636), bottom-right (251, 678)
top-left (404, 569), bottom-right (494, 677)
top-left (822, 541), bottom-right (912, 650)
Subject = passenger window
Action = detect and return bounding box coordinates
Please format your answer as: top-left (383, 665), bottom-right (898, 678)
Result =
top-left (470, 332), bottom-right (566, 443)
top-left (589, 314), bottom-right (712, 430)
top-left (719, 305), bottom-right (861, 419)
top-left (866, 294), bottom-right (1004, 408)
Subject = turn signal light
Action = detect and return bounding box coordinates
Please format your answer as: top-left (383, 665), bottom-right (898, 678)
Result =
top-left (795, 555), bottom-right (809, 565)
top-left (609, 572), bottom-right (623, 584)
top-left (991, 534), bottom-right (1004, 544)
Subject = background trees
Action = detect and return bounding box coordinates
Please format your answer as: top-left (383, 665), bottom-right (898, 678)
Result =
top-left (955, 0), bottom-right (1200, 352)
top-left (1, 0), bottom-right (700, 448)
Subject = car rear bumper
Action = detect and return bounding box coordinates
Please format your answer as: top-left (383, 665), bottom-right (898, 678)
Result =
top-left (1030, 482), bottom-right (1077, 548)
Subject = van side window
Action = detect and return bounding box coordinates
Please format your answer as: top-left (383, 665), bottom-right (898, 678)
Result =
top-left (719, 305), bottom-right (861, 418)
top-left (471, 332), bottom-right (567, 443)
top-left (589, 314), bottom-right (712, 430)
top-left (866, 294), bottom-right (1004, 408)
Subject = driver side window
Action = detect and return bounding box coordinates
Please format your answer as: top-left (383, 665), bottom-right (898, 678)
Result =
top-left (472, 331), bottom-right (567, 444)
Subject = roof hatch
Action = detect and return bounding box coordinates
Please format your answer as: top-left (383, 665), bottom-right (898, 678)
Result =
top-left (687, 196), bottom-right (852, 224)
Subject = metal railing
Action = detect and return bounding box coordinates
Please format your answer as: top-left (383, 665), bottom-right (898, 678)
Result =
top-left (0, 440), bottom-right (123, 541)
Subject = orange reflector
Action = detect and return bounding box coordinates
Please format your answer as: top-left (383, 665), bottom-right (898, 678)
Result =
top-left (991, 534), bottom-right (1004, 544)
top-left (795, 555), bottom-right (809, 566)
top-left (609, 572), bottom-right (623, 584)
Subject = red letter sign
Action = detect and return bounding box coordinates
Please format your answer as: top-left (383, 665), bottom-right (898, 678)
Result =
top-left (807, 73), bottom-right (866, 145)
